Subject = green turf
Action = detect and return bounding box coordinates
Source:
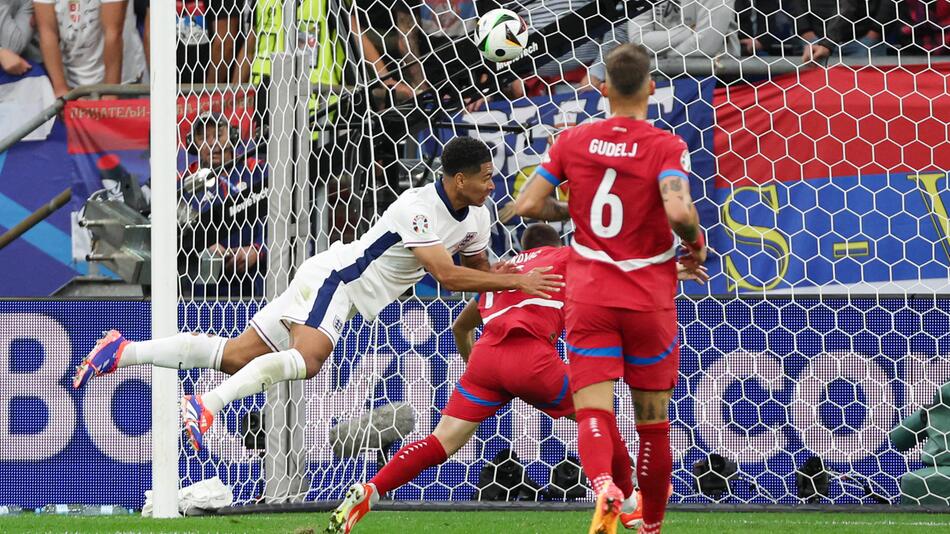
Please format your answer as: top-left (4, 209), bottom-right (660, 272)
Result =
top-left (2, 511), bottom-right (950, 533)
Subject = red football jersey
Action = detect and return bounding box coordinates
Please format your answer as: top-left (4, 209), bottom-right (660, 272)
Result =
top-left (537, 116), bottom-right (689, 311)
top-left (477, 246), bottom-right (570, 344)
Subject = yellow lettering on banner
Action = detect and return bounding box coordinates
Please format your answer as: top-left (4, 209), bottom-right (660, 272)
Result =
top-left (909, 172), bottom-right (950, 261)
top-left (721, 185), bottom-right (790, 291)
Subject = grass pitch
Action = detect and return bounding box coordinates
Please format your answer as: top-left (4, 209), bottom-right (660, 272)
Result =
top-left (2, 510), bottom-right (949, 533)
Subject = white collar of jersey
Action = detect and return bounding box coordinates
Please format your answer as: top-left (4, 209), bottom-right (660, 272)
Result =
top-left (434, 179), bottom-right (469, 222)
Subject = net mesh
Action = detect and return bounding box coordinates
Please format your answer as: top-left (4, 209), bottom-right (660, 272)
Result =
top-left (172, 0), bottom-right (950, 507)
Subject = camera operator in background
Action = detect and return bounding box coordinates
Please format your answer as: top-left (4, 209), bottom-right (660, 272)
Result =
top-left (179, 113), bottom-right (268, 299)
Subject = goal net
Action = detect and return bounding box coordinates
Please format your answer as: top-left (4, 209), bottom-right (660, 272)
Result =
top-left (170, 0), bottom-right (950, 507)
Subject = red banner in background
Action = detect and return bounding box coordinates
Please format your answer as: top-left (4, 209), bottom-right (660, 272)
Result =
top-left (714, 64), bottom-right (950, 188)
top-left (64, 88), bottom-right (256, 155)
top-left (64, 99), bottom-right (150, 154)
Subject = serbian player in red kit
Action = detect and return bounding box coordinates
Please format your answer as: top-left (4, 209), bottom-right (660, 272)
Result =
top-left (515, 44), bottom-right (707, 534)
top-left (328, 223), bottom-right (708, 533)
top-left (327, 224), bottom-right (572, 533)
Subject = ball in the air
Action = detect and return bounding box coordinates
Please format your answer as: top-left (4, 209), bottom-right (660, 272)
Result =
top-left (474, 8), bottom-right (529, 63)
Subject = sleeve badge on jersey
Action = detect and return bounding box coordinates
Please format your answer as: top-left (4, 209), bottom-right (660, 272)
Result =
top-left (333, 316), bottom-right (345, 334)
top-left (680, 149), bottom-right (692, 173)
top-left (411, 214), bottom-right (430, 235)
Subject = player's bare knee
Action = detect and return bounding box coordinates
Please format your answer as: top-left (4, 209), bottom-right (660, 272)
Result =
top-left (298, 349), bottom-right (330, 379)
top-left (220, 331), bottom-right (271, 374)
top-left (432, 416), bottom-right (478, 455)
top-left (631, 388), bottom-right (673, 424)
top-left (572, 380), bottom-right (616, 412)
top-left (220, 344), bottom-right (254, 374)
top-left (289, 324), bottom-right (334, 378)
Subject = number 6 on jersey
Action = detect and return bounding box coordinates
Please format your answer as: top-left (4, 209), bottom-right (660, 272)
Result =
top-left (591, 168), bottom-right (622, 238)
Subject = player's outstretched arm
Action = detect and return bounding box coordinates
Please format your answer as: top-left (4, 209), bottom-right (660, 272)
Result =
top-left (459, 250), bottom-right (491, 272)
top-left (411, 244), bottom-right (564, 297)
top-left (659, 172), bottom-right (707, 265)
top-left (513, 174), bottom-right (571, 222)
top-left (451, 299), bottom-right (482, 362)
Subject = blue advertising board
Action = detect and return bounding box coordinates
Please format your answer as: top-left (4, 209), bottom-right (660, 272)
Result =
top-left (1, 298), bottom-right (944, 508)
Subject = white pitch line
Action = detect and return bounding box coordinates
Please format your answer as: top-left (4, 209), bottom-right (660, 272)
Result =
top-left (673, 518), bottom-right (950, 528)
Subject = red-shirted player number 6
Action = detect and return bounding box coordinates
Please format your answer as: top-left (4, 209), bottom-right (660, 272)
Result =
top-left (591, 168), bottom-right (623, 238)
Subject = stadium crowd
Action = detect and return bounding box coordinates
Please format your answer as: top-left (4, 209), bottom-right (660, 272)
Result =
top-left (1, 0), bottom-right (948, 299)
top-left (0, 1), bottom-right (947, 92)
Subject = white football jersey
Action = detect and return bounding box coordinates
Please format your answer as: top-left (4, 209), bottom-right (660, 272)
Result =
top-left (316, 180), bottom-right (491, 320)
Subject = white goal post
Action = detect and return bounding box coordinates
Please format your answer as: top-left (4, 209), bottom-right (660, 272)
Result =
top-left (150, 0), bottom-right (950, 510)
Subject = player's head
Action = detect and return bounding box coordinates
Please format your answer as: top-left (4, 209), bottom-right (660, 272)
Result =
top-left (603, 43), bottom-right (654, 104)
top-left (441, 137), bottom-right (495, 207)
top-left (521, 223), bottom-right (561, 250)
top-left (191, 113), bottom-right (234, 168)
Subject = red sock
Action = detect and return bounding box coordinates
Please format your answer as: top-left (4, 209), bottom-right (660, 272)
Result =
top-left (369, 435), bottom-right (448, 495)
top-left (636, 421), bottom-right (672, 533)
top-left (610, 425), bottom-right (634, 499)
top-left (576, 408), bottom-right (618, 494)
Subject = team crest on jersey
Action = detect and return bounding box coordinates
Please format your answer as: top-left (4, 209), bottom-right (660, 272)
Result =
top-left (411, 214), bottom-right (430, 235)
top-left (450, 232), bottom-right (478, 254)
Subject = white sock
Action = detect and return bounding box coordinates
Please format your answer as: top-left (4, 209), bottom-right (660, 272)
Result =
top-left (119, 333), bottom-right (226, 370)
top-left (202, 349), bottom-right (307, 414)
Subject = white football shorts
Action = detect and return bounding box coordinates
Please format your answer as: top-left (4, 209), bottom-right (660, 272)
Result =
top-left (249, 251), bottom-right (357, 351)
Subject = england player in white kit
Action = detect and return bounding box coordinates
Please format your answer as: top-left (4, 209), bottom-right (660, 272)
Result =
top-left (73, 138), bottom-right (564, 450)
top-left (252, 169), bottom-right (493, 351)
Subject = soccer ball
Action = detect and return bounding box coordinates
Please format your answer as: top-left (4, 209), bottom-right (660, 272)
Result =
top-left (474, 8), bottom-right (529, 63)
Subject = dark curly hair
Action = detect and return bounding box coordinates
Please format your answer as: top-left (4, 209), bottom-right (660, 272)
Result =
top-left (442, 137), bottom-right (492, 177)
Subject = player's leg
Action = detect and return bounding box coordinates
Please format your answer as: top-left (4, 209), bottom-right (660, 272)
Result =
top-left (73, 283), bottom-right (300, 389)
top-left (368, 345), bottom-right (507, 496)
top-left (369, 415), bottom-right (479, 496)
top-left (565, 305), bottom-right (628, 533)
top-left (628, 388), bottom-right (673, 534)
top-left (620, 308), bottom-right (680, 534)
top-left (328, 354), bottom-right (502, 533)
top-left (183, 323), bottom-right (333, 451)
top-left (73, 327), bottom-right (273, 389)
top-left (199, 323), bottom-right (328, 409)
top-left (183, 269), bottom-right (351, 450)
top-left (326, 416), bottom-right (479, 534)
top-left (513, 339), bottom-right (636, 504)
top-left (574, 381), bottom-right (626, 534)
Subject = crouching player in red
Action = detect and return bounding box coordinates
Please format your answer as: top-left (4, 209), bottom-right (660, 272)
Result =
top-left (327, 223), bottom-right (707, 533)
top-left (326, 223), bottom-right (571, 533)
top-left (515, 44), bottom-right (707, 534)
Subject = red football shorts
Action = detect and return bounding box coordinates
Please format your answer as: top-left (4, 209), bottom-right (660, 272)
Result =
top-left (443, 333), bottom-right (574, 422)
top-left (564, 301), bottom-right (679, 393)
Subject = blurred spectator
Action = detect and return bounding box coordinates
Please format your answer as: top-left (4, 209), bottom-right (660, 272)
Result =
top-left (175, 1), bottom-right (245, 84)
top-left (34, 0), bottom-right (146, 97)
top-left (515, 0), bottom-right (626, 96)
top-left (205, 0), bottom-right (243, 85)
top-left (797, 0), bottom-right (897, 62)
top-left (180, 113), bottom-right (267, 298)
top-left (0, 47), bottom-right (31, 74)
top-left (134, 0), bottom-right (148, 66)
top-left (899, 0), bottom-right (950, 55)
top-left (589, 0), bottom-right (739, 86)
top-left (735, 0), bottom-right (796, 56)
top-left (346, 0), bottom-right (425, 213)
top-left (177, 1), bottom-right (211, 83)
top-left (351, 0), bottom-right (427, 109)
top-left (629, 0), bottom-right (739, 59)
top-left (417, 0), bottom-right (477, 38)
top-left (0, 1), bottom-right (40, 62)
